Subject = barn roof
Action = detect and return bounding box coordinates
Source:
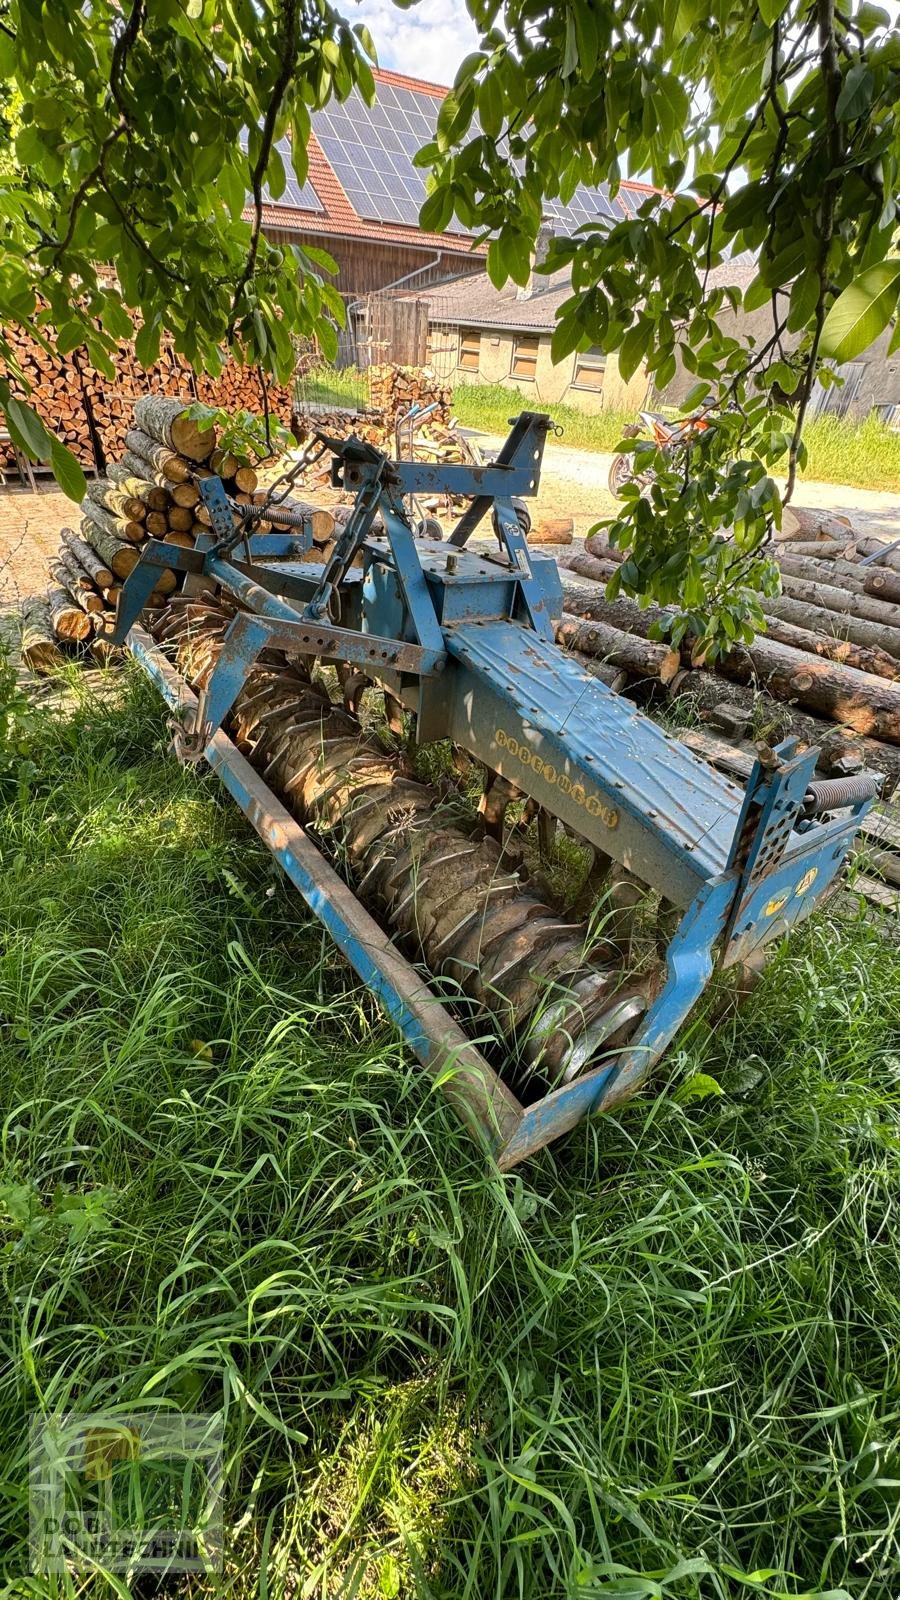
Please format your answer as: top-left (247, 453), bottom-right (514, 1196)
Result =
top-left (251, 67), bottom-right (664, 257)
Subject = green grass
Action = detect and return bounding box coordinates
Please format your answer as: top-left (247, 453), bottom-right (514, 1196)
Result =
top-left (453, 383), bottom-right (632, 453)
top-left (799, 413), bottom-right (900, 493)
top-left (2, 666), bottom-right (900, 1598)
top-left (295, 365), bottom-right (368, 412)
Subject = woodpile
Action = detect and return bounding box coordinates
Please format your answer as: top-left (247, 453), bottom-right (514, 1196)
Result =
top-left (366, 364), bottom-right (452, 431)
top-left (291, 368), bottom-right (471, 506)
top-left (0, 322), bottom-right (293, 474)
top-left (555, 522), bottom-right (900, 802)
top-left (24, 392), bottom-right (336, 670)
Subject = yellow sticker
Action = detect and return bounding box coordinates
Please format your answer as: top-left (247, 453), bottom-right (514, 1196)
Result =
top-left (795, 867), bottom-right (818, 896)
top-left (765, 894), bottom-right (788, 917)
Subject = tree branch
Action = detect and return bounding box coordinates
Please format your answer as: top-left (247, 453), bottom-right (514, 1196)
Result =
top-left (227, 0), bottom-right (300, 341)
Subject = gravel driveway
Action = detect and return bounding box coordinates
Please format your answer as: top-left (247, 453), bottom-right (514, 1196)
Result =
top-left (479, 433), bottom-right (900, 544)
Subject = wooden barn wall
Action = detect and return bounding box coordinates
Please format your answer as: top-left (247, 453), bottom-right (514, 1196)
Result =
top-left (262, 227), bottom-right (483, 298)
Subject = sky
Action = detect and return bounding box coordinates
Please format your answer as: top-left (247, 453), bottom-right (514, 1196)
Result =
top-left (351, 0), bottom-right (478, 86)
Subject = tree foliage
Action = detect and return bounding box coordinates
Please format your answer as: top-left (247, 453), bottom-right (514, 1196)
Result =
top-left (0, 0), bottom-right (898, 641)
top-left (0, 0), bottom-right (375, 497)
top-left (420, 0), bottom-right (900, 645)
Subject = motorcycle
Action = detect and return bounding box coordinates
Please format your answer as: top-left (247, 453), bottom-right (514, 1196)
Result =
top-left (608, 409), bottom-right (711, 497)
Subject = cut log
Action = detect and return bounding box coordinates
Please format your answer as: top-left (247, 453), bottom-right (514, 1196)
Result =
top-left (267, 499), bottom-right (335, 543)
top-left (81, 496), bottom-right (144, 547)
top-left (233, 465), bottom-right (258, 493)
top-left (167, 506), bottom-right (194, 532)
top-left (775, 550), bottom-right (872, 595)
top-left (50, 552), bottom-right (104, 613)
top-left (21, 597), bottom-right (65, 672)
top-left (665, 671), bottom-right (900, 796)
top-left (166, 530), bottom-right (197, 549)
top-left (761, 592), bottom-right (900, 661)
top-left (584, 532), bottom-right (627, 564)
top-left (145, 511), bottom-right (169, 538)
top-left (85, 478), bottom-right (147, 523)
top-left (676, 726), bottom-right (755, 780)
top-left (556, 614), bottom-right (681, 682)
top-left (133, 396), bottom-right (215, 462)
top-left (777, 570), bottom-right (900, 632)
top-left (170, 481), bottom-right (200, 509)
top-left (782, 506), bottom-right (854, 542)
top-left (60, 528), bottom-right (113, 590)
top-left (852, 537), bottom-right (900, 573)
top-left (560, 584), bottom-right (674, 641)
top-left (705, 635), bottom-right (900, 743)
top-left (48, 584), bottom-right (91, 641)
top-left (757, 612), bottom-right (900, 683)
top-left (80, 518), bottom-right (140, 578)
top-left (561, 550), bottom-right (620, 584)
top-left (528, 514), bottom-right (574, 546)
top-left (864, 569), bottom-right (900, 606)
top-left (124, 428), bottom-right (191, 483)
top-left (210, 447), bottom-right (238, 478)
top-left (770, 538), bottom-right (853, 559)
top-left (109, 461), bottom-right (171, 511)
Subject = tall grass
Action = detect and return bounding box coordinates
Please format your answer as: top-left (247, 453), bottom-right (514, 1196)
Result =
top-left (453, 383), bottom-right (632, 453)
top-left (2, 667), bottom-right (899, 1597)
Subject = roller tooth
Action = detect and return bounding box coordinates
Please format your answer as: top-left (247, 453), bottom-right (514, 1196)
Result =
top-left (159, 597), bottom-right (650, 1084)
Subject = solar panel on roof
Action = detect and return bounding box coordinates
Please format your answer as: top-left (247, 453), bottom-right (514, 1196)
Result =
top-left (240, 131), bottom-right (323, 213)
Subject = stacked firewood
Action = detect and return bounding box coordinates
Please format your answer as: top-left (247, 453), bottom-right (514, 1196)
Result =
top-left (366, 364), bottom-right (452, 430)
top-left (23, 394), bottom-right (333, 669)
top-left (554, 524), bottom-right (900, 798)
top-left (0, 323), bottom-right (293, 474)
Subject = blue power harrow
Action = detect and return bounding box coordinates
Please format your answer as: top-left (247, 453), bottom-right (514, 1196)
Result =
top-left (113, 411), bottom-right (881, 1168)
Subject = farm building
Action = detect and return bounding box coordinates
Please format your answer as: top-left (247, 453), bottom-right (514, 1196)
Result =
top-left (252, 67), bottom-right (667, 379)
top-left (664, 260), bottom-right (900, 423)
top-left (423, 227), bottom-right (651, 414)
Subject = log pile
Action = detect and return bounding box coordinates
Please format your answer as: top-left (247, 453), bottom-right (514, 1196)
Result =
top-left (366, 364), bottom-right (452, 431)
top-left (554, 522), bottom-right (900, 803)
top-left (291, 367), bottom-right (468, 502)
top-left (0, 322), bottom-right (293, 474)
top-left (27, 394), bottom-right (333, 668)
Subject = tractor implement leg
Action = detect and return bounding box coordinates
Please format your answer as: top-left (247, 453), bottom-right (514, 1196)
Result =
top-left (129, 627), bottom-right (523, 1156)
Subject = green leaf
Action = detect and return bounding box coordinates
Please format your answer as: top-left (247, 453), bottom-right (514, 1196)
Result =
top-left (787, 265), bottom-right (820, 332)
top-left (562, 9), bottom-right (578, 78)
top-left (820, 261), bottom-right (900, 361)
top-left (5, 396), bottom-right (52, 460)
top-left (49, 435), bottom-right (87, 503)
top-left (618, 322), bottom-right (648, 384)
top-left (836, 63), bottom-right (873, 122)
top-left (757, 0), bottom-right (789, 22)
top-left (419, 185), bottom-right (454, 234)
top-left (478, 73), bottom-right (503, 139)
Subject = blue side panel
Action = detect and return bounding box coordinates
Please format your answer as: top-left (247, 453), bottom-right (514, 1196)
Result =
top-left (443, 619), bottom-right (743, 905)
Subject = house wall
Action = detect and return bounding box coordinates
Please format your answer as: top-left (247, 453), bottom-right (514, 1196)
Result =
top-left (663, 303), bottom-right (900, 421)
top-left (264, 226), bottom-right (482, 298)
top-left (429, 326), bottom-right (648, 413)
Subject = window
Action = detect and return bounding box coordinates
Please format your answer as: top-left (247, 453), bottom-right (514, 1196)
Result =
top-left (511, 334), bottom-right (540, 380)
top-left (459, 330), bottom-right (481, 371)
top-left (572, 346), bottom-right (606, 392)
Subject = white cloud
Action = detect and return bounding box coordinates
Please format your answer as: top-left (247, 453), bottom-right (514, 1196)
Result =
top-left (348, 0), bottom-right (480, 86)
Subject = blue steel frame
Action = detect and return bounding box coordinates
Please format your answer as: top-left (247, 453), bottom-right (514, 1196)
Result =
top-left (117, 414), bottom-right (883, 1165)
